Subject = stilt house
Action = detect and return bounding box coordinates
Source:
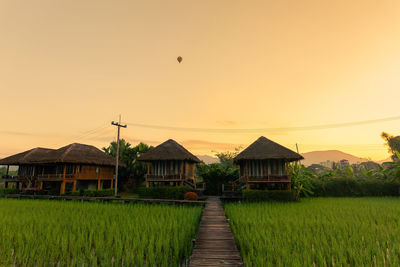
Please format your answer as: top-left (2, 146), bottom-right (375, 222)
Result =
top-left (233, 136), bottom-right (303, 190)
top-left (138, 139), bottom-right (201, 189)
top-left (0, 143), bottom-right (116, 194)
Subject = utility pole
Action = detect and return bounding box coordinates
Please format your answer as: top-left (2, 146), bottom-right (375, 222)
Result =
top-left (111, 115), bottom-right (127, 197)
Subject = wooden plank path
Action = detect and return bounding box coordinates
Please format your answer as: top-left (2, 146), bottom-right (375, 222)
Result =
top-left (189, 196), bottom-right (243, 267)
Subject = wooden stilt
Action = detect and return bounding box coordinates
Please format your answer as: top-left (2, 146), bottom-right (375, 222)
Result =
top-left (60, 181), bottom-right (66, 195)
top-left (97, 179), bottom-right (101, 189)
top-left (72, 180), bottom-right (77, 191)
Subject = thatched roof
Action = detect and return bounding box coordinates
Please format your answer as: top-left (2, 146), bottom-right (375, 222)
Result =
top-left (0, 148), bottom-right (53, 165)
top-left (0, 143), bottom-right (116, 166)
top-left (138, 139), bottom-right (200, 163)
top-left (234, 136), bottom-right (303, 163)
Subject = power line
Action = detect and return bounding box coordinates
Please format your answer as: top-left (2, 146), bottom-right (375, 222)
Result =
top-left (125, 115), bottom-right (400, 133)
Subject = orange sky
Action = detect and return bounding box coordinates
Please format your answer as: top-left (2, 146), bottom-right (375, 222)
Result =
top-left (1, 0), bottom-right (400, 160)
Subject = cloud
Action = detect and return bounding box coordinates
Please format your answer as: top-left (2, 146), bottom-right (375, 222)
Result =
top-left (181, 139), bottom-right (242, 151)
top-left (0, 131), bottom-right (37, 136)
top-left (216, 120), bottom-right (238, 126)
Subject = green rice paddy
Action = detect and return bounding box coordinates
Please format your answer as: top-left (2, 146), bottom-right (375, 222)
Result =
top-left (224, 198), bottom-right (400, 267)
top-left (0, 199), bottom-right (202, 266)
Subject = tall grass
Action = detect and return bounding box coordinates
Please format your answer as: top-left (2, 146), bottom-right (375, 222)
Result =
top-left (0, 199), bottom-right (202, 266)
top-left (225, 198), bottom-right (400, 266)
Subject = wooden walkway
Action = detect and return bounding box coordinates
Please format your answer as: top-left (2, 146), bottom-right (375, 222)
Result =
top-left (189, 196), bottom-right (243, 267)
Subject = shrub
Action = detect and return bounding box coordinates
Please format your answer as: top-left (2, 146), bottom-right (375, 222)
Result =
top-left (310, 177), bottom-right (400, 197)
top-left (242, 189), bottom-right (297, 202)
top-left (138, 186), bottom-right (191, 200)
top-left (63, 189), bottom-right (114, 197)
top-left (184, 192), bottom-right (198, 201)
top-left (0, 188), bottom-right (19, 196)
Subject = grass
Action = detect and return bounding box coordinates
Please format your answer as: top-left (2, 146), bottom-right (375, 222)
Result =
top-left (0, 199), bottom-right (202, 266)
top-left (225, 197), bottom-right (400, 267)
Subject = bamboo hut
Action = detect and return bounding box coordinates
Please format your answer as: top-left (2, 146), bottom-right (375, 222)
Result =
top-left (0, 143), bottom-right (116, 194)
top-left (138, 139), bottom-right (201, 189)
top-left (233, 136), bottom-right (303, 190)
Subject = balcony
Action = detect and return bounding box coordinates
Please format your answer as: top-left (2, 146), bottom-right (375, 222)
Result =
top-left (37, 174), bottom-right (75, 181)
top-left (145, 174), bottom-right (184, 182)
top-left (246, 175), bottom-right (290, 183)
top-left (1, 175), bottom-right (26, 182)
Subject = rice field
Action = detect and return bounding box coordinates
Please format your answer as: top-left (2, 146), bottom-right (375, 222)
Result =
top-left (224, 198), bottom-right (400, 267)
top-left (0, 199), bottom-right (202, 266)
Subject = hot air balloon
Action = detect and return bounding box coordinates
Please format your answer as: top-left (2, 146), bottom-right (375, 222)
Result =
top-left (177, 56), bottom-right (182, 63)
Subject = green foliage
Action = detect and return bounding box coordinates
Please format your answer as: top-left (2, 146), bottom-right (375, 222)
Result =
top-left (288, 161), bottom-right (315, 198)
top-left (382, 132), bottom-right (400, 159)
top-left (0, 188), bottom-right (19, 196)
top-left (138, 186), bottom-right (191, 200)
top-left (63, 189), bottom-right (114, 197)
top-left (225, 198), bottom-right (400, 266)
top-left (103, 139), bottom-right (152, 192)
top-left (0, 199), bottom-right (202, 266)
top-left (196, 163), bottom-right (239, 195)
top-left (291, 154), bottom-right (400, 197)
top-left (196, 148), bottom-right (241, 195)
top-left (242, 189), bottom-right (297, 202)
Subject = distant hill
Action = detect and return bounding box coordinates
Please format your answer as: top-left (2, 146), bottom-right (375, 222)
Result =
top-left (301, 150), bottom-right (370, 166)
top-left (376, 157), bottom-right (393, 164)
top-left (196, 155), bottom-right (219, 164)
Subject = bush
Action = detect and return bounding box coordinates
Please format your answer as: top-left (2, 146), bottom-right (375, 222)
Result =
top-left (0, 188), bottom-right (19, 196)
top-left (63, 189), bottom-right (114, 197)
top-left (184, 192), bottom-right (198, 201)
top-left (310, 177), bottom-right (400, 197)
top-left (138, 186), bottom-right (191, 200)
top-left (242, 189), bottom-right (297, 202)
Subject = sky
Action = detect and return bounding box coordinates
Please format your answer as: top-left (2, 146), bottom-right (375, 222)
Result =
top-left (1, 0), bottom-right (400, 161)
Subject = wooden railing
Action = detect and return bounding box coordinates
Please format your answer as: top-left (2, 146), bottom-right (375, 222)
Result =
top-left (1, 175), bottom-right (26, 181)
top-left (37, 174), bottom-right (75, 180)
top-left (246, 175), bottom-right (290, 182)
top-left (145, 174), bottom-right (184, 181)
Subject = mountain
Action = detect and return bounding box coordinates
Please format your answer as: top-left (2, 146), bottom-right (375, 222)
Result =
top-left (301, 150), bottom-right (370, 166)
top-left (376, 157), bottom-right (393, 164)
top-left (196, 155), bottom-right (220, 164)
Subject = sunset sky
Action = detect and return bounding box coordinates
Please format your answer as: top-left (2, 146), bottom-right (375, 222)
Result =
top-left (1, 0), bottom-right (400, 161)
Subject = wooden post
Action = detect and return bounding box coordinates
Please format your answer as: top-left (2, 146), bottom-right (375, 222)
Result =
top-left (60, 181), bottom-right (66, 195)
top-left (63, 165), bottom-right (66, 179)
top-left (222, 184), bottom-right (225, 192)
top-left (6, 165), bottom-right (9, 176)
top-left (97, 179), bottom-right (101, 190)
top-left (180, 161), bottom-right (184, 180)
top-left (72, 180), bottom-right (77, 191)
top-left (110, 178), bottom-right (114, 189)
top-left (40, 182), bottom-right (43, 190)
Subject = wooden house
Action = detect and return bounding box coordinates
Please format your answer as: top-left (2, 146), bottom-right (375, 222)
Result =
top-left (0, 143), bottom-right (115, 194)
top-left (233, 136), bottom-right (303, 190)
top-left (138, 139), bottom-right (201, 189)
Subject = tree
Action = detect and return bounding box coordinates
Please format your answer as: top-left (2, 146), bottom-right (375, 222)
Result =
top-left (103, 139), bottom-right (152, 192)
top-left (381, 132), bottom-right (400, 160)
top-left (197, 147), bottom-right (241, 195)
top-left (289, 162), bottom-right (315, 199)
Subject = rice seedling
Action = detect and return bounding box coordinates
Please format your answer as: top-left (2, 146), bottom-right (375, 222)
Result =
top-left (225, 197), bottom-right (400, 267)
top-left (0, 199), bottom-right (202, 266)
